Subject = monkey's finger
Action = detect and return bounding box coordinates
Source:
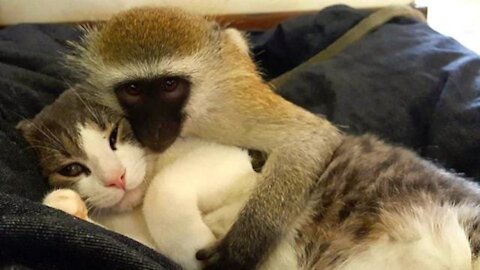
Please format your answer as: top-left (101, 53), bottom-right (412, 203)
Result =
top-left (196, 241), bottom-right (220, 261)
top-left (195, 247), bottom-right (217, 261)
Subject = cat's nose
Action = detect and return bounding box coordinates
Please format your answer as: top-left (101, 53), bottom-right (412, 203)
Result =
top-left (105, 170), bottom-right (126, 190)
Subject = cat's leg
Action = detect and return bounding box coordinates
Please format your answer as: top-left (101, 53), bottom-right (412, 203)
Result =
top-left (474, 259), bottom-right (480, 270)
top-left (143, 174), bottom-right (215, 270)
top-left (336, 204), bottom-right (473, 270)
top-left (43, 189), bottom-right (89, 221)
top-left (203, 198), bottom-right (246, 238)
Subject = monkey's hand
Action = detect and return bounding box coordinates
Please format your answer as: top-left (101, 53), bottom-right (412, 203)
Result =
top-left (197, 140), bottom-right (338, 270)
top-left (196, 238), bottom-right (252, 270)
top-left (196, 240), bottom-right (222, 269)
top-left (196, 228), bottom-right (274, 270)
top-left (196, 204), bottom-right (280, 270)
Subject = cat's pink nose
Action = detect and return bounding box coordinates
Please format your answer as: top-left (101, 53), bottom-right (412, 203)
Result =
top-left (105, 171), bottom-right (126, 190)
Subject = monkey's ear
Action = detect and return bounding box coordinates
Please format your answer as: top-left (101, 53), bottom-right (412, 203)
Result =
top-left (224, 28), bottom-right (250, 56)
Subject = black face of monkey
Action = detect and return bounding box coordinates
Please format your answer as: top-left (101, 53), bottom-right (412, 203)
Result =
top-left (114, 77), bottom-right (190, 152)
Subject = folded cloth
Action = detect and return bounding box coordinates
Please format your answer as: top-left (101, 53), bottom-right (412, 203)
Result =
top-left (1, 5), bottom-right (479, 269)
top-left (252, 5), bottom-right (480, 180)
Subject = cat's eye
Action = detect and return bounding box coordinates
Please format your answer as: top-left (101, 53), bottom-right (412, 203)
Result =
top-left (109, 124), bottom-right (119, 151)
top-left (58, 163), bottom-right (87, 177)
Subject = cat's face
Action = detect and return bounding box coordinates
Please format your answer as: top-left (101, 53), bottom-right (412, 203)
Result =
top-left (18, 89), bottom-right (147, 212)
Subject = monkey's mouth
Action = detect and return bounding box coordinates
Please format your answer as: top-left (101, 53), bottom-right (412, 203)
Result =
top-left (140, 120), bottom-right (181, 152)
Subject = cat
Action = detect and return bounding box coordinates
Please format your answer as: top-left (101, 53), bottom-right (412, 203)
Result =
top-left (18, 88), bottom-right (260, 270)
top-left (19, 88), bottom-right (480, 270)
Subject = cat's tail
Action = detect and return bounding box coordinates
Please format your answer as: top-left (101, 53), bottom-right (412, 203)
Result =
top-left (341, 202), bottom-right (476, 270)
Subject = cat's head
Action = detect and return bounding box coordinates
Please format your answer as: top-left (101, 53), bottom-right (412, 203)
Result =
top-left (17, 89), bottom-right (147, 212)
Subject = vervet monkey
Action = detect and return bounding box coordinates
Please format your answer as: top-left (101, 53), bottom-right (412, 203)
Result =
top-left (68, 7), bottom-right (342, 269)
top-left (67, 7), bottom-right (480, 270)
top-left (70, 8), bottom-right (342, 269)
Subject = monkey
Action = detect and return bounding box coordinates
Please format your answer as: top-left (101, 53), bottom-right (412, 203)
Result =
top-left (67, 7), bottom-right (343, 269)
top-left (61, 7), bottom-right (480, 270)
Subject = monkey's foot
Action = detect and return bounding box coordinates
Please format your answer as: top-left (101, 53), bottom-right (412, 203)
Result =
top-left (43, 189), bottom-right (89, 220)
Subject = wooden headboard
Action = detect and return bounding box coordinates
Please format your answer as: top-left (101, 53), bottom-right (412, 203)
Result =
top-left (214, 4), bottom-right (427, 30)
top-left (0, 0), bottom-right (426, 30)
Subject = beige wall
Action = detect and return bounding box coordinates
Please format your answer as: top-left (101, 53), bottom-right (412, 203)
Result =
top-left (0, 0), bottom-right (412, 25)
top-left (419, 0), bottom-right (480, 52)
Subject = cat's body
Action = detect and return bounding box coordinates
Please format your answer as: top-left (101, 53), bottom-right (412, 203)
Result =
top-left (20, 88), bottom-right (480, 270)
top-left (45, 136), bottom-right (258, 269)
top-left (21, 89), bottom-right (258, 269)
top-left (141, 138), bottom-right (257, 269)
top-left (84, 137), bottom-right (257, 269)
top-left (288, 135), bottom-right (480, 269)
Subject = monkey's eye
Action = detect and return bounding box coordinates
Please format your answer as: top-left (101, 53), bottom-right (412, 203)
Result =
top-left (163, 77), bottom-right (178, 92)
top-left (123, 83), bottom-right (141, 96)
top-left (58, 163), bottom-right (89, 177)
top-left (109, 123), bottom-right (119, 150)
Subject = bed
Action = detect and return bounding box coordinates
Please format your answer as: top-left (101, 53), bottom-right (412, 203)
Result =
top-left (0, 4), bottom-right (479, 269)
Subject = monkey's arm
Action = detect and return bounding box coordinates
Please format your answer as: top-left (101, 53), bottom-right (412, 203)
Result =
top-left (193, 88), bottom-right (343, 269)
top-left (200, 142), bottom-right (336, 269)
top-left (67, 7), bottom-right (342, 269)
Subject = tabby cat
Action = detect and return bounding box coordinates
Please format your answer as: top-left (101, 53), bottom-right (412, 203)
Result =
top-left (19, 88), bottom-right (480, 270)
top-left (18, 88), bottom-right (259, 270)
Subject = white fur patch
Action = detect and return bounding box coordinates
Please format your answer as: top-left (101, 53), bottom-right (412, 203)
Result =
top-left (76, 124), bottom-right (147, 211)
top-left (142, 138), bottom-right (258, 270)
top-left (80, 124), bottom-right (125, 181)
top-left (338, 204), bottom-right (473, 270)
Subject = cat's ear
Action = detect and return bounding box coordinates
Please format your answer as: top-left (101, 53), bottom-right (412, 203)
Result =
top-left (16, 119), bottom-right (34, 139)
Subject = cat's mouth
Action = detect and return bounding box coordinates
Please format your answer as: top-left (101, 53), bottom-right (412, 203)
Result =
top-left (111, 182), bottom-right (147, 212)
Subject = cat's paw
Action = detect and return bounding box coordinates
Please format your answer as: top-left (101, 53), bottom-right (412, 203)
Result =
top-left (43, 189), bottom-right (89, 220)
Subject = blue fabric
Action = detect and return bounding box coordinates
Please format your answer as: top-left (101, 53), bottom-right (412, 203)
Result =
top-left (0, 24), bottom-right (179, 269)
top-left (0, 5), bottom-right (479, 269)
top-left (251, 6), bottom-right (480, 180)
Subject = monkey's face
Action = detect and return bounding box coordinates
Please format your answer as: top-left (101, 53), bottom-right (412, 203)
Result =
top-left (114, 77), bottom-right (191, 152)
top-left (71, 7), bottom-right (254, 152)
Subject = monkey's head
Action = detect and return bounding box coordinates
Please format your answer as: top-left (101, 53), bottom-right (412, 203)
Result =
top-left (70, 7), bottom-right (257, 152)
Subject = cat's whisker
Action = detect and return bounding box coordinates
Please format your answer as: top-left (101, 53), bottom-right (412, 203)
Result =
top-left (87, 204), bottom-right (102, 216)
top-left (92, 207), bottom-right (105, 217)
top-left (85, 198), bottom-right (103, 212)
top-left (27, 137), bottom-right (67, 151)
top-left (70, 87), bottom-right (104, 126)
top-left (29, 122), bottom-right (65, 151)
top-left (85, 192), bottom-right (118, 211)
top-left (23, 144), bottom-right (61, 153)
top-left (9, 109), bottom-right (31, 123)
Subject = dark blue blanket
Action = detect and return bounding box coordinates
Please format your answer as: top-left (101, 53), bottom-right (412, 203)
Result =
top-left (252, 6), bottom-right (480, 180)
top-left (0, 5), bottom-right (478, 269)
